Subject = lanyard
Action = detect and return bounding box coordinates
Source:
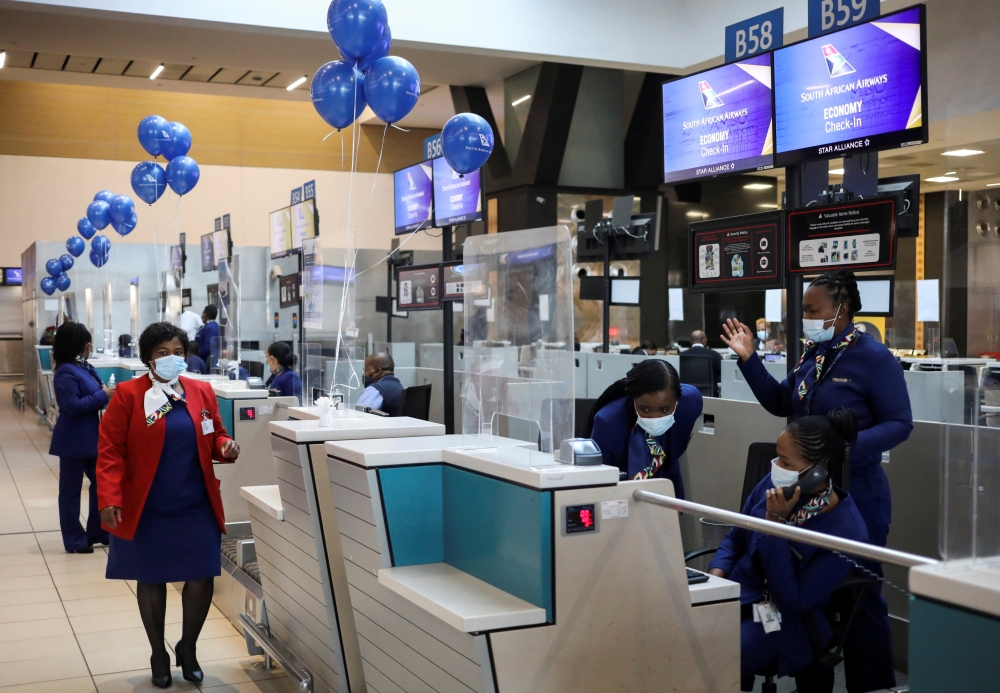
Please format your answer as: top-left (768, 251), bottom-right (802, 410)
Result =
top-left (801, 344), bottom-right (852, 415)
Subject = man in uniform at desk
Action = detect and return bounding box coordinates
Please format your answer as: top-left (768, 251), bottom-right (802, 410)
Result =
top-left (356, 352), bottom-right (404, 416)
top-left (194, 305), bottom-right (219, 367)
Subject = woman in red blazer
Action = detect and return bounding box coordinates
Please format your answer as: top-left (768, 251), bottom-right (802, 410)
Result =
top-left (98, 322), bottom-right (239, 689)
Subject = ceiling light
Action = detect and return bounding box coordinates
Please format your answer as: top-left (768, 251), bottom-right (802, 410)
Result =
top-left (149, 64), bottom-right (164, 80)
top-left (829, 168), bottom-right (844, 175)
top-left (743, 183), bottom-right (773, 190)
top-left (0, 51), bottom-right (6, 70)
top-left (926, 176), bottom-right (960, 183)
top-left (941, 149), bottom-right (984, 157)
top-left (686, 211), bottom-right (707, 218)
top-left (986, 183), bottom-right (1000, 188)
top-left (758, 203), bottom-right (778, 209)
top-left (511, 95), bottom-right (531, 106)
top-left (945, 171), bottom-right (957, 175)
top-left (286, 76), bottom-right (307, 91)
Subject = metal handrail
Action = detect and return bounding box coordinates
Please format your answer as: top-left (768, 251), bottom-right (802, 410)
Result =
top-left (238, 612), bottom-right (313, 693)
top-left (633, 489), bottom-right (936, 569)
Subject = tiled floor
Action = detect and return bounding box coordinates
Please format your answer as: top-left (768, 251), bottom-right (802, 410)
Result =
top-left (0, 383), bottom-right (297, 693)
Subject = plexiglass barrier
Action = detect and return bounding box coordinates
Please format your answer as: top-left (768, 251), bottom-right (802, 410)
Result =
top-left (461, 226), bottom-right (575, 455)
top-left (210, 336), bottom-right (242, 380)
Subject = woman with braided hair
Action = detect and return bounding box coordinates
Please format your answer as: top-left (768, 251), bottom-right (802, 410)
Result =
top-left (586, 359), bottom-right (702, 497)
top-left (708, 408), bottom-right (869, 692)
top-left (720, 269), bottom-right (911, 692)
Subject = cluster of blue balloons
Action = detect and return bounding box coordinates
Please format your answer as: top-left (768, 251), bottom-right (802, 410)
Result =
top-left (311, 0), bottom-right (421, 129)
top-left (39, 254), bottom-right (74, 295)
top-left (134, 115), bottom-right (200, 199)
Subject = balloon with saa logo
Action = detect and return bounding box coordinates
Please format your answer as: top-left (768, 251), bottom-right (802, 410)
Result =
top-left (441, 113), bottom-right (494, 175)
top-left (40, 277), bottom-right (56, 296)
top-left (112, 211), bottom-right (138, 236)
top-left (363, 56), bottom-right (419, 124)
top-left (86, 200), bottom-right (111, 230)
top-left (311, 61), bottom-right (367, 130)
top-left (59, 254), bottom-right (75, 272)
top-left (91, 234), bottom-right (111, 256)
top-left (131, 161), bottom-right (166, 204)
top-left (327, 0), bottom-right (388, 61)
top-left (77, 217), bottom-right (97, 240)
top-left (89, 250), bottom-right (108, 268)
top-left (166, 156), bottom-right (200, 195)
top-left (93, 190), bottom-right (115, 204)
top-left (66, 237), bottom-right (85, 258)
top-left (55, 273), bottom-right (71, 292)
top-left (109, 195), bottom-right (135, 225)
top-left (137, 115), bottom-right (172, 157)
top-left (162, 122), bottom-right (192, 161)
top-left (46, 258), bottom-right (64, 278)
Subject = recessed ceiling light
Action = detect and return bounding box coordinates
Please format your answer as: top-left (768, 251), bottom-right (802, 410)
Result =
top-left (829, 168), bottom-right (844, 175)
top-left (0, 51), bottom-right (6, 70)
top-left (986, 183), bottom-right (1000, 188)
top-left (942, 149), bottom-right (985, 157)
top-left (511, 95), bottom-right (531, 106)
top-left (286, 76), bottom-right (307, 91)
top-left (686, 211), bottom-right (707, 218)
top-left (744, 183), bottom-right (773, 190)
top-left (149, 64), bottom-right (164, 80)
top-left (945, 171), bottom-right (957, 175)
top-left (926, 176), bottom-right (960, 183)
top-left (758, 203), bottom-right (778, 209)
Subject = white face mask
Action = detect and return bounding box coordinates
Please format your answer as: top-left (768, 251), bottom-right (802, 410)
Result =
top-left (152, 354), bottom-right (187, 382)
top-left (802, 304), bottom-right (842, 343)
top-left (770, 458), bottom-right (801, 488)
top-left (634, 405), bottom-right (675, 438)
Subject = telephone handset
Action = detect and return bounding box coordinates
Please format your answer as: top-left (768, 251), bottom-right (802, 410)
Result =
top-left (782, 464), bottom-right (830, 501)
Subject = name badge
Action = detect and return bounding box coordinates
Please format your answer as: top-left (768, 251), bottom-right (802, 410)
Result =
top-left (832, 377), bottom-right (851, 383)
top-left (201, 419), bottom-right (215, 435)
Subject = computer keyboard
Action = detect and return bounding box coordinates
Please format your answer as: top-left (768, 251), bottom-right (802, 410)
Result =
top-left (686, 567), bottom-right (710, 584)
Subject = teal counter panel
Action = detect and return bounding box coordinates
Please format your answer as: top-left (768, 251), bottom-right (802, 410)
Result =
top-left (93, 367), bottom-right (136, 385)
top-left (218, 398), bottom-right (234, 438)
top-left (910, 596), bottom-right (1000, 692)
top-left (379, 465), bottom-right (444, 566)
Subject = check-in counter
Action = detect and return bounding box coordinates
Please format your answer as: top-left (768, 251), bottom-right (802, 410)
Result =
top-left (719, 358), bottom-right (787, 402)
top-left (903, 369), bottom-right (964, 424)
top-left (322, 437), bottom-right (740, 693)
top-left (245, 417), bottom-right (446, 693)
top-left (286, 406), bottom-right (379, 422)
top-left (89, 356), bottom-right (147, 384)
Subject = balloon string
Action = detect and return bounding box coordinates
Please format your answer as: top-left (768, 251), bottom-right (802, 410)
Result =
top-left (341, 130), bottom-right (345, 171)
top-left (390, 124), bottom-right (410, 132)
top-left (369, 122), bottom-right (388, 199)
top-left (322, 130), bottom-right (336, 141)
top-left (352, 218), bottom-right (429, 279)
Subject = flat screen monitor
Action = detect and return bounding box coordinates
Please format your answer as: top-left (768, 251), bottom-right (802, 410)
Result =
top-left (610, 278), bottom-right (641, 306)
top-left (786, 198), bottom-right (896, 274)
top-left (661, 52), bottom-right (774, 184)
top-left (270, 207), bottom-right (292, 259)
top-left (689, 211), bottom-right (784, 293)
top-left (773, 5), bottom-right (927, 166)
top-left (213, 229), bottom-right (229, 267)
top-left (3, 268), bottom-right (22, 286)
top-left (291, 199), bottom-right (317, 250)
top-left (432, 157), bottom-right (482, 227)
top-left (394, 162), bottom-right (433, 235)
top-left (396, 264), bottom-right (441, 311)
top-left (856, 277), bottom-right (893, 316)
top-left (200, 233), bottom-right (215, 272)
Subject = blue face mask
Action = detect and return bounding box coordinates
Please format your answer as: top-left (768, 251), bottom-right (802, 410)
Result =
top-left (634, 405), bottom-right (675, 437)
top-left (152, 355), bottom-right (186, 381)
top-left (802, 304), bottom-right (842, 343)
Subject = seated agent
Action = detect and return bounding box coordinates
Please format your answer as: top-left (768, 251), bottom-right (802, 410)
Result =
top-left (708, 408), bottom-right (868, 693)
top-left (688, 329), bottom-right (722, 386)
top-left (185, 343), bottom-right (207, 375)
top-left (264, 341), bottom-right (302, 404)
top-left (586, 359), bottom-right (702, 497)
top-left (357, 352), bottom-right (404, 416)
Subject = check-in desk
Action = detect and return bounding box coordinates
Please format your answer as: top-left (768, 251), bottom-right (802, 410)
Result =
top-left (719, 358), bottom-right (787, 402)
top-left (247, 418), bottom-right (446, 693)
top-left (286, 406), bottom-right (379, 422)
top-left (89, 357), bottom-right (147, 384)
top-left (322, 438), bottom-right (741, 693)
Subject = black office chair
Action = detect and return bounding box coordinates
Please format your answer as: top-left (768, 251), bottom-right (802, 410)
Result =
top-left (575, 399), bottom-right (598, 439)
top-left (684, 442), bottom-right (871, 693)
top-left (246, 361), bottom-right (265, 379)
top-left (679, 351), bottom-right (716, 397)
top-left (399, 384), bottom-right (431, 420)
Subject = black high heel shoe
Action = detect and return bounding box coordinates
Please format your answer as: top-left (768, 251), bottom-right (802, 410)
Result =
top-left (175, 640), bottom-right (203, 683)
top-left (150, 651), bottom-right (172, 689)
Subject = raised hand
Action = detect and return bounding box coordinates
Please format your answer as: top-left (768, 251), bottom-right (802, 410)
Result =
top-left (720, 318), bottom-right (756, 362)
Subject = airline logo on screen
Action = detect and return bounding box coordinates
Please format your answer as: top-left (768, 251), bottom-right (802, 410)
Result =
top-left (699, 81), bottom-right (725, 110)
top-left (822, 44), bottom-right (856, 79)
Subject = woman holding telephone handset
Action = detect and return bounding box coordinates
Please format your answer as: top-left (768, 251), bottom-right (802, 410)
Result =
top-left (708, 409), bottom-right (868, 692)
top-left (720, 270), bottom-right (911, 692)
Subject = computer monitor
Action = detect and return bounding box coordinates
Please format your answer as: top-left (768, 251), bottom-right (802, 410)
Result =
top-left (432, 157), bottom-right (482, 227)
top-left (394, 162), bottom-right (433, 235)
top-left (290, 199), bottom-right (317, 250)
top-left (269, 206), bottom-right (292, 259)
top-left (610, 278), bottom-right (641, 306)
top-left (3, 268), bottom-right (22, 286)
top-left (855, 277), bottom-right (894, 317)
top-left (200, 233), bottom-right (215, 272)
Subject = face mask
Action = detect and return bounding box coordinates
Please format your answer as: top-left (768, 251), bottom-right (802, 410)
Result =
top-left (364, 375), bottom-right (374, 387)
top-left (152, 355), bottom-right (186, 381)
top-left (757, 330), bottom-right (767, 340)
top-left (802, 304), bottom-right (842, 343)
top-left (218, 357), bottom-right (233, 371)
top-left (634, 406), bottom-right (675, 438)
top-left (770, 458), bottom-right (802, 488)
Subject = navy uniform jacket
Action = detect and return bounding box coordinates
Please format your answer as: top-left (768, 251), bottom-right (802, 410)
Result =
top-left (194, 321), bottom-right (219, 362)
top-left (49, 361), bottom-right (108, 459)
top-left (709, 477), bottom-right (869, 676)
top-left (266, 369), bottom-right (302, 404)
top-left (187, 353), bottom-right (207, 375)
top-left (737, 326), bottom-right (912, 545)
top-left (590, 384), bottom-right (703, 498)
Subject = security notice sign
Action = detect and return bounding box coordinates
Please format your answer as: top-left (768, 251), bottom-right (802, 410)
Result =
top-left (786, 198), bottom-right (896, 273)
top-left (689, 211), bottom-right (783, 293)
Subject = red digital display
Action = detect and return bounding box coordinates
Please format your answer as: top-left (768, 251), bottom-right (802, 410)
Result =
top-left (239, 406), bottom-right (256, 421)
top-left (566, 505), bottom-right (597, 534)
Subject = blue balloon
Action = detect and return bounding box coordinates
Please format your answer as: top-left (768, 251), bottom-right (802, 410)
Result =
top-left (76, 217), bottom-right (96, 240)
top-left (46, 258), bottom-right (63, 278)
top-left (442, 112), bottom-right (495, 175)
top-left (93, 190), bottom-right (115, 204)
top-left (327, 0), bottom-right (388, 61)
top-left (165, 156), bottom-right (200, 195)
top-left (55, 273), bottom-right (71, 292)
top-left (109, 195), bottom-right (135, 224)
top-left (59, 254), bottom-right (75, 272)
top-left (137, 115), bottom-right (172, 157)
top-left (87, 200), bottom-right (111, 230)
top-left (91, 234), bottom-right (111, 256)
top-left (349, 25), bottom-right (391, 73)
top-left (311, 61), bottom-right (367, 130)
top-left (40, 277), bottom-right (56, 296)
top-left (162, 122), bottom-right (192, 161)
top-left (111, 211), bottom-right (137, 236)
top-left (363, 56), bottom-right (420, 124)
top-left (89, 250), bottom-right (108, 269)
top-left (66, 237), bottom-right (85, 257)
top-left (131, 161), bottom-right (166, 205)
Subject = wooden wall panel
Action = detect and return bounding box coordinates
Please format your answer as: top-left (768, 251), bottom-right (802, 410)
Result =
top-left (0, 80), bottom-right (433, 172)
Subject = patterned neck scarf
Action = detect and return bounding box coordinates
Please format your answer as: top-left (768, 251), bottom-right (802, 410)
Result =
top-left (144, 372), bottom-right (184, 426)
top-left (633, 433), bottom-right (667, 480)
top-left (785, 482), bottom-right (834, 526)
top-left (795, 324), bottom-right (861, 402)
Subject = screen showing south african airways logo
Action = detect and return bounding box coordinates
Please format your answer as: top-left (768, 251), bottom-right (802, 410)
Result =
top-left (774, 6), bottom-right (924, 164)
top-left (661, 52), bottom-right (773, 184)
